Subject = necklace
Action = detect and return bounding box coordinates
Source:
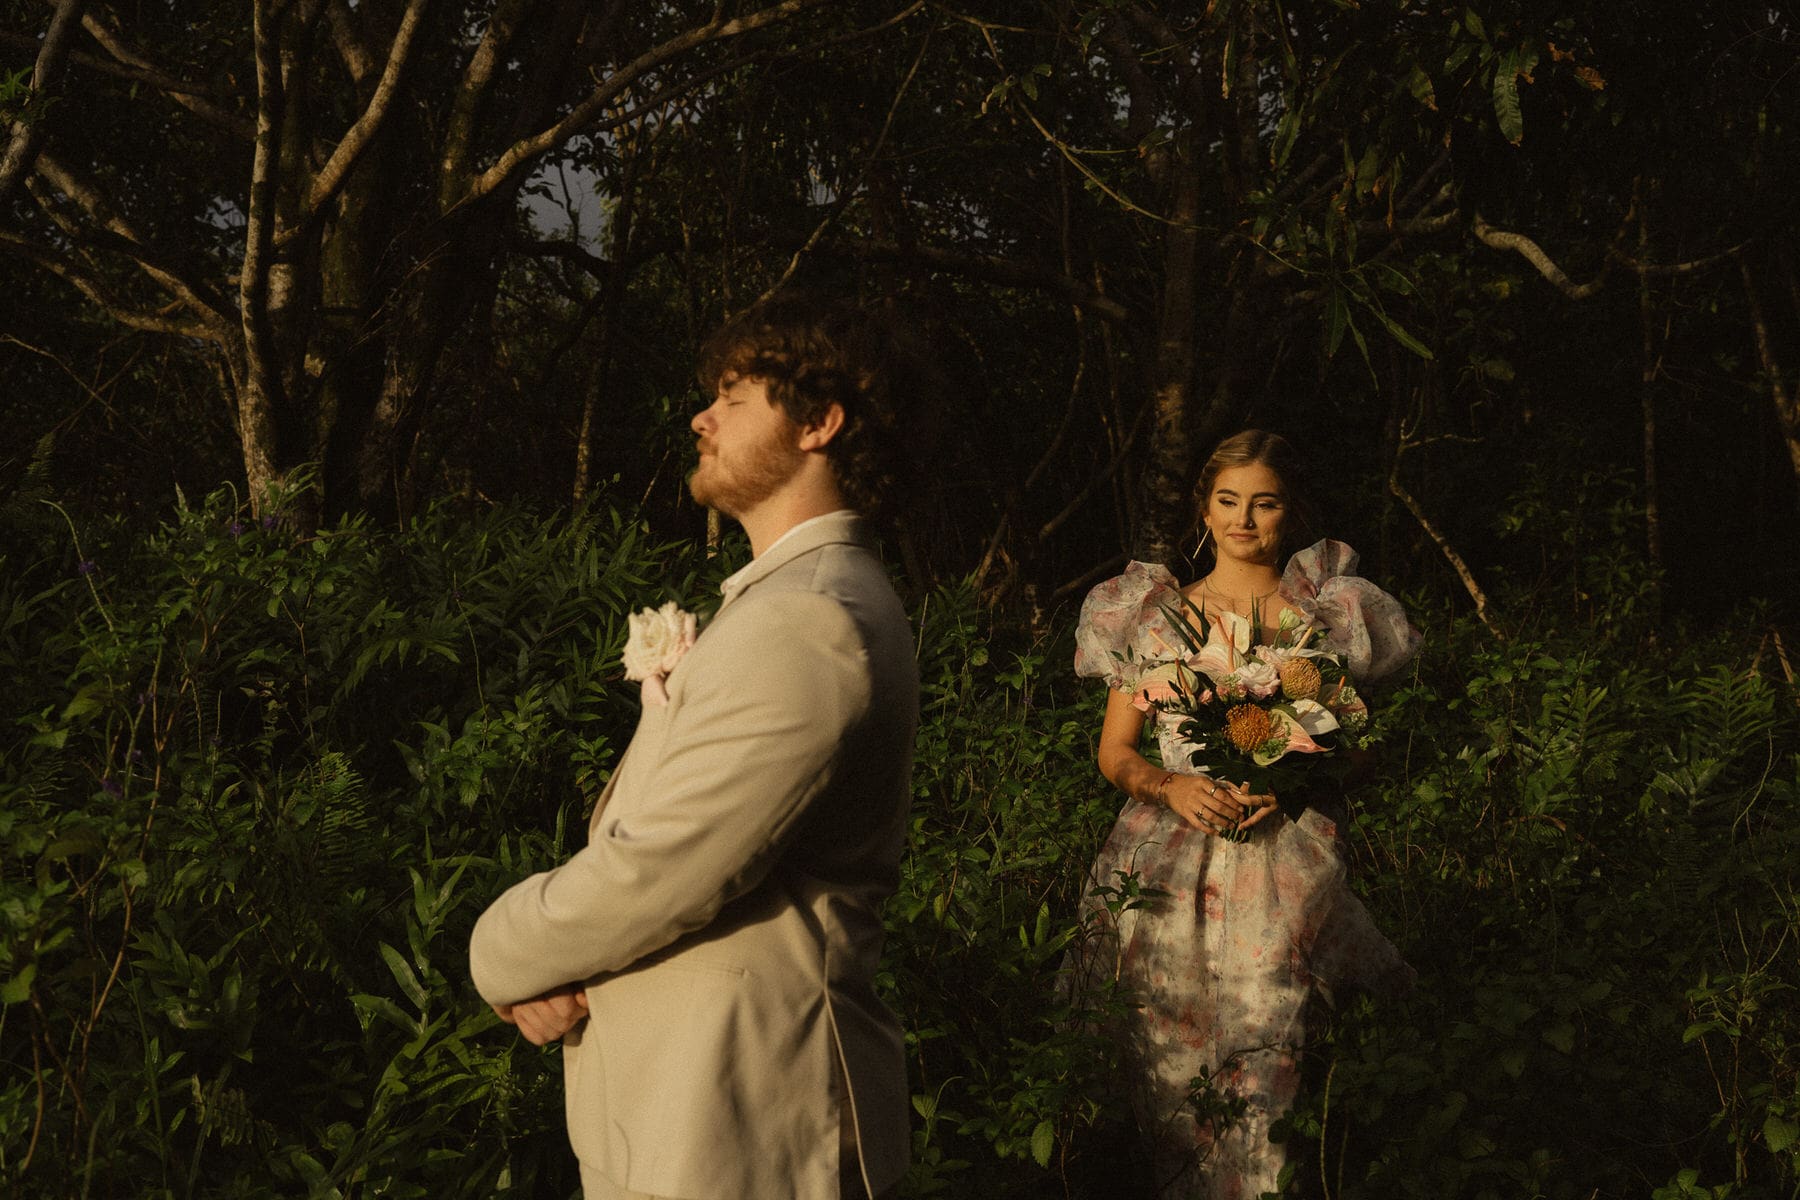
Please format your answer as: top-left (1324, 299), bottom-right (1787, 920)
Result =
top-left (1197, 575), bottom-right (1280, 609)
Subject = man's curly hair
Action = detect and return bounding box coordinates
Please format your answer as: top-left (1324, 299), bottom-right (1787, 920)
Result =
top-left (696, 291), bottom-right (928, 520)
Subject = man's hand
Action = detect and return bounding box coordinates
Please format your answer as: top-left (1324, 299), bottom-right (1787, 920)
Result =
top-left (492, 983), bottom-right (589, 1046)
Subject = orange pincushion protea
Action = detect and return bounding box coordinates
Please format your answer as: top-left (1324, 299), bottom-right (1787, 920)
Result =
top-left (1279, 658), bottom-right (1322, 701)
top-left (1224, 703), bottom-right (1274, 753)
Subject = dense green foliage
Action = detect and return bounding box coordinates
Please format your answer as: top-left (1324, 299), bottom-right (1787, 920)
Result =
top-left (3, 492), bottom-right (1797, 1198)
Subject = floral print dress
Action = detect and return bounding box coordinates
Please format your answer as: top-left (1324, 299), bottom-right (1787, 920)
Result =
top-left (1072, 540), bottom-right (1419, 1200)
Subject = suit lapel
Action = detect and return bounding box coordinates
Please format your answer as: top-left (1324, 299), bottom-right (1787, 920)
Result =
top-left (590, 512), bottom-right (869, 834)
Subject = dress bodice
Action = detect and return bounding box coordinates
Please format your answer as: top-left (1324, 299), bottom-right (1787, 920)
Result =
top-left (1075, 540), bottom-right (1420, 777)
top-left (1075, 539), bottom-right (1419, 692)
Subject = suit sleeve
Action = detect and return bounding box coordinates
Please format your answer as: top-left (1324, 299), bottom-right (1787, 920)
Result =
top-left (468, 591), bottom-right (873, 1006)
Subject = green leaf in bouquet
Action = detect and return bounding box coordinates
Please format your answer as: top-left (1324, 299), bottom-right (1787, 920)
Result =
top-left (1160, 595), bottom-right (1212, 655)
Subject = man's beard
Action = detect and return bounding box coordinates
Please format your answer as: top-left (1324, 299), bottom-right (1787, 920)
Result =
top-left (687, 424), bottom-right (805, 517)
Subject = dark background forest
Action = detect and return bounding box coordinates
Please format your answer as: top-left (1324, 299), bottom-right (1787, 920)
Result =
top-left (2, 2), bottom-right (1798, 1197)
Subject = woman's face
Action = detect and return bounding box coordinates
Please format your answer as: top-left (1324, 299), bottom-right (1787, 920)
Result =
top-left (1204, 462), bottom-right (1288, 567)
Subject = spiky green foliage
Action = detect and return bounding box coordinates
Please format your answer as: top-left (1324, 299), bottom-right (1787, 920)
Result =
top-left (2, 490), bottom-right (1796, 1198)
top-left (0, 483), bottom-right (722, 1197)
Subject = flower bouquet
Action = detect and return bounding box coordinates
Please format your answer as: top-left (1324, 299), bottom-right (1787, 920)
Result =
top-left (1137, 594), bottom-right (1368, 840)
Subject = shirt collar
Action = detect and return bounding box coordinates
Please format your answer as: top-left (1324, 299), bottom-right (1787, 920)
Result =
top-left (719, 509), bottom-right (858, 602)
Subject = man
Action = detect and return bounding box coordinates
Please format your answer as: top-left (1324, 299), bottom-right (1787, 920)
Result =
top-left (469, 292), bottom-right (921, 1200)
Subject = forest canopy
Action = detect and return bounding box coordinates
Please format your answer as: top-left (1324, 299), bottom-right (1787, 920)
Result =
top-left (1, 0), bottom-right (1796, 615)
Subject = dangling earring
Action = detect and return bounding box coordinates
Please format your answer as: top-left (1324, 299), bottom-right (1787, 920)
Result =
top-left (1195, 525), bottom-right (1211, 559)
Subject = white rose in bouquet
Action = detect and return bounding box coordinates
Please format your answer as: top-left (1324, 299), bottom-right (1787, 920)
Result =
top-left (1227, 659), bottom-right (1280, 699)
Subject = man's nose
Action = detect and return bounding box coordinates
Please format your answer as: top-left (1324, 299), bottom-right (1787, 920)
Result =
top-left (691, 405), bottom-right (713, 435)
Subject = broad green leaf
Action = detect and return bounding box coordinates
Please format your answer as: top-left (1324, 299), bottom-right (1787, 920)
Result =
top-left (1272, 105), bottom-right (1302, 168)
top-left (1, 964), bottom-right (35, 1005)
top-left (1369, 305), bottom-right (1435, 359)
top-left (1345, 306), bottom-right (1373, 378)
top-left (1326, 288), bottom-right (1350, 358)
top-left (379, 941), bottom-right (429, 1010)
top-left (1766, 1114), bottom-right (1798, 1154)
top-left (1031, 1119), bottom-right (1055, 1168)
top-left (352, 992), bottom-right (416, 1035)
top-left (1406, 64), bottom-right (1438, 111)
top-left (1493, 50), bottom-right (1525, 145)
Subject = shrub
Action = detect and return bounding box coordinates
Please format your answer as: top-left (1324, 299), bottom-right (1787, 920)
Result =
top-left (1, 484), bottom-right (717, 1197)
top-left (3, 487), bottom-right (1795, 1198)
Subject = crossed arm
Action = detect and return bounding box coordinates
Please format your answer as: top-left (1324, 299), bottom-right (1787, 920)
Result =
top-left (470, 593), bottom-right (873, 1044)
top-left (493, 984), bottom-right (589, 1046)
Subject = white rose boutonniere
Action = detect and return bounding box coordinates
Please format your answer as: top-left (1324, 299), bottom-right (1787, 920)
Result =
top-left (622, 601), bottom-right (698, 707)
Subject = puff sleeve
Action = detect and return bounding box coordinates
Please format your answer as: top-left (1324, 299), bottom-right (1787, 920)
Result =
top-left (1074, 561), bottom-right (1187, 690)
top-left (1280, 540), bottom-right (1420, 685)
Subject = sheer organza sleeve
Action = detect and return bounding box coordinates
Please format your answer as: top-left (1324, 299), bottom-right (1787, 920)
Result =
top-left (1281, 540), bottom-right (1421, 685)
top-left (1074, 561), bottom-right (1184, 690)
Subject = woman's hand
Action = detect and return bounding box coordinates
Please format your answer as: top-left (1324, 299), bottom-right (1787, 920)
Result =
top-left (1229, 782), bottom-right (1280, 831)
top-left (1162, 775), bottom-right (1280, 837)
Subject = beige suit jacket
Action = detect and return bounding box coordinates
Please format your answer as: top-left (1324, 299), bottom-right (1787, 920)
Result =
top-left (469, 512), bottom-right (918, 1200)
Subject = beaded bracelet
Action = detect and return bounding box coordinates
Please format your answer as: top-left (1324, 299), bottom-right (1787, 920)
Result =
top-left (1153, 770), bottom-right (1176, 807)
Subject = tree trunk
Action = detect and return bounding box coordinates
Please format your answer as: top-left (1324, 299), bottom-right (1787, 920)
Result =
top-left (574, 124), bottom-right (644, 504)
top-left (238, 0), bottom-right (292, 512)
top-left (1737, 251), bottom-right (1800, 489)
top-left (1136, 128), bottom-right (1202, 564)
top-left (1635, 205), bottom-right (1663, 624)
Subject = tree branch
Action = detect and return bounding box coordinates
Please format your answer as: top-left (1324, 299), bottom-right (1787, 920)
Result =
top-left (1471, 213), bottom-right (1611, 299)
top-left (1474, 211), bottom-right (1747, 299)
top-left (1388, 463), bottom-right (1501, 638)
top-left (463, 0), bottom-right (835, 206)
top-left (292, 0), bottom-right (429, 225)
top-left (440, 0), bottom-right (541, 204)
top-left (973, 326), bottom-right (1088, 591)
top-left (0, 230), bottom-right (216, 338)
top-left (1392, 148), bottom-right (1453, 217)
top-left (31, 151), bottom-right (228, 327)
top-left (76, 9), bottom-right (255, 138)
top-left (1737, 248), bottom-right (1800, 481)
top-left (1355, 183), bottom-right (1457, 239)
top-left (1617, 242), bottom-right (1747, 278)
top-left (1039, 374), bottom-right (1154, 542)
top-left (325, 0), bottom-right (377, 83)
top-left (0, 0), bottom-right (87, 207)
top-left (511, 235), bottom-right (617, 281)
top-left (1092, 15), bottom-right (1163, 147)
top-left (757, 18), bottom-right (931, 305)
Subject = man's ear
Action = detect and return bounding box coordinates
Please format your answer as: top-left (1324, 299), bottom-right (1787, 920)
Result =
top-left (796, 403), bottom-right (846, 451)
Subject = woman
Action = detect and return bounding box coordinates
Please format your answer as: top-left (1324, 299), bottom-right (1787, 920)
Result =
top-left (1072, 430), bottom-right (1418, 1199)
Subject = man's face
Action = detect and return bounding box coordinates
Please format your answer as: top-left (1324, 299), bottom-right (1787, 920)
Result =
top-left (688, 373), bottom-right (805, 517)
